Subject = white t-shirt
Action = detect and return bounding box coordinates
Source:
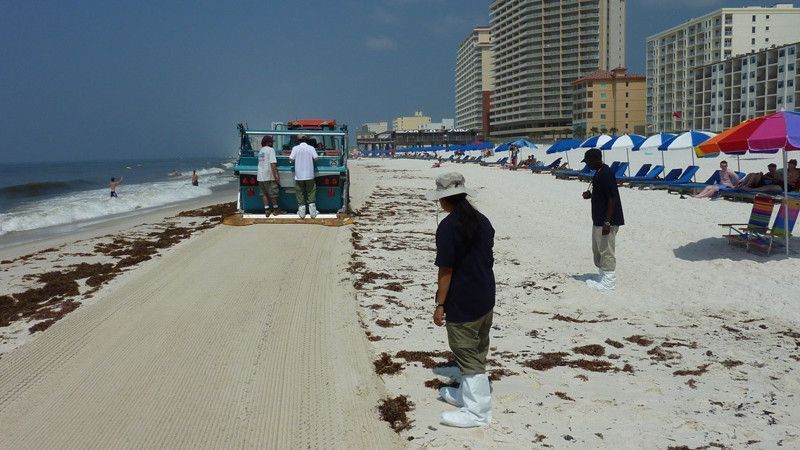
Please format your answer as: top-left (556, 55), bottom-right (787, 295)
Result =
top-left (257, 146), bottom-right (278, 181)
top-left (289, 143), bottom-right (319, 181)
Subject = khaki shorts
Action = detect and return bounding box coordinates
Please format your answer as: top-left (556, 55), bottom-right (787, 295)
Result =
top-left (258, 180), bottom-right (279, 197)
top-left (446, 309), bottom-right (493, 375)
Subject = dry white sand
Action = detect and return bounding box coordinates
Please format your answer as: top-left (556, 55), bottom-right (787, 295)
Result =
top-left (348, 154), bottom-right (800, 449)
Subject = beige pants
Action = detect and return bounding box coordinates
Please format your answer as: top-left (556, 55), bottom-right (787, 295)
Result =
top-left (446, 310), bottom-right (493, 375)
top-left (592, 226), bottom-right (619, 272)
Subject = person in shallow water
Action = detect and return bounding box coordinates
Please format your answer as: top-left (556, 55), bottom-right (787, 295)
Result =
top-left (427, 172), bottom-right (495, 428)
top-left (109, 176), bottom-right (124, 198)
top-left (191, 170), bottom-right (199, 186)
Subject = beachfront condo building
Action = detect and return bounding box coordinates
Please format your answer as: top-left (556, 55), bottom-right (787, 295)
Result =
top-left (361, 122), bottom-right (389, 134)
top-left (572, 67), bottom-right (645, 138)
top-left (489, 0), bottom-right (626, 140)
top-left (646, 4), bottom-right (800, 134)
top-left (691, 41), bottom-right (799, 133)
top-left (392, 112), bottom-right (431, 131)
top-left (456, 26), bottom-right (494, 139)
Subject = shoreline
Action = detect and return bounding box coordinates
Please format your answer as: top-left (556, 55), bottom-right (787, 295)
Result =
top-left (0, 182), bottom-right (237, 257)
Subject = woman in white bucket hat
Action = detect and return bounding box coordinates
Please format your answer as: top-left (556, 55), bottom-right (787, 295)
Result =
top-left (426, 172), bottom-right (496, 428)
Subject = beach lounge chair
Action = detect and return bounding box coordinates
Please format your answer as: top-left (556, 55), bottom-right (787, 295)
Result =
top-left (721, 195), bottom-right (776, 247)
top-left (577, 161), bottom-right (622, 181)
top-left (630, 166), bottom-right (699, 188)
top-left (482, 157), bottom-right (508, 166)
top-left (466, 155), bottom-right (483, 164)
top-left (614, 162), bottom-right (629, 177)
top-left (628, 164), bottom-right (652, 178)
top-left (746, 198), bottom-right (800, 255)
top-left (529, 158), bottom-right (562, 173)
top-left (667, 171), bottom-right (747, 196)
top-left (617, 165), bottom-right (664, 184)
top-left (553, 164), bottom-right (591, 179)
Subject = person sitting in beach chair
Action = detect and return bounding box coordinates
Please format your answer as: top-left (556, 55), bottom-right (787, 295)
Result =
top-left (737, 163), bottom-right (778, 191)
top-left (744, 159), bottom-right (800, 193)
top-left (691, 160), bottom-right (739, 199)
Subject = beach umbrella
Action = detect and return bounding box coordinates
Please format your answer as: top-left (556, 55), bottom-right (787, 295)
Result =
top-left (495, 139), bottom-right (537, 152)
top-left (658, 131), bottom-right (716, 169)
top-left (546, 138), bottom-right (582, 166)
top-left (636, 133), bottom-right (676, 168)
top-left (580, 134), bottom-right (614, 149)
top-left (600, 134), bottom-right (646, 176)
top-left (707, 111), bottom-right (800, 254)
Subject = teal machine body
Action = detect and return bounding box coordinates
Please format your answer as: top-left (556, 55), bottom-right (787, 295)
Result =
top-left (234, 123), bottom-right (349, 214)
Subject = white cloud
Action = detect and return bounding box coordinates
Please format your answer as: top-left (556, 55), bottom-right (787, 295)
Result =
top-left (364, 36), bottom-right (397, 51)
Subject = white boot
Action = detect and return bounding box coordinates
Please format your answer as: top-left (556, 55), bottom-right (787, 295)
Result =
top-left (308, 203), bottom-right (319, 219)
top-left (297, 204), bottom-right (306, 219)
top-left (439, 385), bottom-right (464, 407)
top-left (586, 271), bottom-right (616, 290)
top-left (440, 374), bottom-right (491, 428)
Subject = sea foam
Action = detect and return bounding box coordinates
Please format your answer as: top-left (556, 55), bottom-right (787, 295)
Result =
top-left (0, 169), bottom-right (232, 236)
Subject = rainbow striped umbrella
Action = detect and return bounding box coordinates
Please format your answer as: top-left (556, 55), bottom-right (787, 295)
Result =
top-left (703, 111), bottom-right (800, 254)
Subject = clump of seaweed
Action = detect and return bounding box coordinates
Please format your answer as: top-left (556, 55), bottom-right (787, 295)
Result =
top-left (374, 353), bottom-right (404, 375)
top-left (378, 395), bottom-right (415, 432)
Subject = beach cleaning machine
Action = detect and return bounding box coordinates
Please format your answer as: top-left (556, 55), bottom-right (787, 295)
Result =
top-left (233, 120), bottom-right (349, 215)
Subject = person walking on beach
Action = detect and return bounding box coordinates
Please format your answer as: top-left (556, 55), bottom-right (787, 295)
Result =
top-left (581, 148), bottom-right (624, 290)
top-left (509, 144), bottom-right (519, 171)
top-left (427, 172), bottom-right (495, 428)
top-left (109, 176), bottom-right (123, 198)
top-left (257, 136), bottom-right (281, 216)
top-left (191, 170), bottom-right (199, 186)
top-left (290, 135), bottom-right (319, 219)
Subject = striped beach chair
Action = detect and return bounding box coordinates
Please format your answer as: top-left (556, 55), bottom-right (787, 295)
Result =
top-left (747, 198), bottom-right (800, 255)
top-left (720, 194), bottom-right (776, 247)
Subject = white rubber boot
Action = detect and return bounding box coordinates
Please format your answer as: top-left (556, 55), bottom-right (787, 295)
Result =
top-left (297, 204), bottom-right (306, 219)
top-left (308, 203), bottom-right (319, 219)
top-left (440, 374), bottom-right (491, 428)
top-left (439, 385), bottom-right (464, 407)
top-left (586, 271), bottom-right (616, 290)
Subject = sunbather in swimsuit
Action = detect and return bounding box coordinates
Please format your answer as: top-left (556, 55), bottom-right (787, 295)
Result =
top-left (692, 161), bottom-right (738, 199)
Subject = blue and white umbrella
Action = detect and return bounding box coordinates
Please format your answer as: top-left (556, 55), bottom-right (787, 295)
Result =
top-left (636, 133), bottom-right (677, 167)
top-left (546, 138), bottom-right (582, 166)
top-left (599, 134), bottom-right (646, 176)
top-left (580, 134), bottom-right (614, 149)
top-left (658, 130), bottom-right (716, 166)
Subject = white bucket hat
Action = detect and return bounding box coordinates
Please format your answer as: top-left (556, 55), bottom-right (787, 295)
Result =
top-left (425, 172), bottom-right (475, 201)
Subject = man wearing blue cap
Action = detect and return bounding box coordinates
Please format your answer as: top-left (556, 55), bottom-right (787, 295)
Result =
top-left (581, 148), bottom-right (624, 290)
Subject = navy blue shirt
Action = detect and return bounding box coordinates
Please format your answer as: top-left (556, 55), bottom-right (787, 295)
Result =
top-left (591, 164), bottom-right (625, 227)
top-left (434, 210), bottom-right (495, 323)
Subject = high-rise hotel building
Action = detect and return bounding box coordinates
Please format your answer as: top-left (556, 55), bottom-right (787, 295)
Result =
top-left (646, 4), bottom-right (800, 134)
top-left (489, 0), bottom-right (626, 140)
top-left (455, 26), bottom-right (494, 139)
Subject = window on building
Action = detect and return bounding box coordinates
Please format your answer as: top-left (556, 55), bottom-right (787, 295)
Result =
top-left (749, 85), bottom-right (755, 92)
top-left (752, 15), bottom-right (756, 22)
top-left (779, 97), bottom-right (784, 104)
top-left (742, 101), bottom-right (746, 107)
top-left (766, 15), bottom-right (770, 19)
top-left (600, 92), bottom-right (607, 98)
top-left (790, 95), bottom-right (795, 103)
top-left (791, 47), bottom-right (796, 55)
top-left (601, 103), bottom-right (606, 109)
top-left (741, 87), bottom-right (746, 94)
top-left (752, 38), bottom-right (756, 45)
top-left (780, 49), bottom-right (786, 57)
top-left (600, 83), bottom-right (607, 88)
top-left (587, 112), bottom-right (593, 118)
top-left (766, 26), bottom-right (770, 31)
top-left (780, 65), bottom-right (784, 73)
top-left (625, 113), bottom-right (629, 118)
top-left (766, 38), bottom-right (770, 43)
top-left (779, 81), bottom-right (784, 88)
top-left (625, 102), bottom-right (629, 108)
top-left (588, 91), bottom-right (593, 98)
top-left (625, 92), bottom-right (629, 98)
top-left (752, 26), bottom-right (756, 33)
top-left (625, 82), bottom-right (629, 87)
top-left (790, 79), bottom-right (795, 87)
top-left (600, 114), bottom-right (606, 119)
top-left (751, 57), bottom-right (756, 63)
top-left (790, 63), bottom-right (795, 71)
top-left (750, 100), bottom-right (754, 107)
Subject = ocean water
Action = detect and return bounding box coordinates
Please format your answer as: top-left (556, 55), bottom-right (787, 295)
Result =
top-left (0, 157), bottom-right (236, 236)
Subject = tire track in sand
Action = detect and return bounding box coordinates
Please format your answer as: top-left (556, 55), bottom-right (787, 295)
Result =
top-left (0, 224), bottom-right (402, 449)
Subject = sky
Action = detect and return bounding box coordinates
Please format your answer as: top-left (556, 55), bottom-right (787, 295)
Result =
top-left (0, 0), bottom-right (789, 162)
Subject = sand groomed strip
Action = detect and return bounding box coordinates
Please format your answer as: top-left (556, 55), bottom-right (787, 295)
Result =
top-left (0, 223), bottom-right (401, 448)
top-left (348, 158), bottom-right (800, 449)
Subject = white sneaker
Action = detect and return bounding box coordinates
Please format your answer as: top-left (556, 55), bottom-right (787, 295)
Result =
top-left (586, 271), bottom-right (616, 290)
top-left (440, 374), bottom-right (491, 428)
top-left (439, 385), bottom-right (464, 407)
top-left (308, 203), bottom-right (319, 219)
top-left (297, 204), bottom-right (306, 219)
